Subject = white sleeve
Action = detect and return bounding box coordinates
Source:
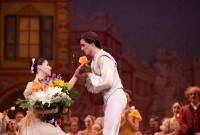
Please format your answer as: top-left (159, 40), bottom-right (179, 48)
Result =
top-left (85, 73), bottom-right (101, 93)
top-left (160, 118), bottom-right (170, 132)
top-left (85, 56), bottom-right (115, 93)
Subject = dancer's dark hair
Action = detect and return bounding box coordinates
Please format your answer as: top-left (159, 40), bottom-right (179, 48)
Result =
top-left (29, 58), bottom-right (46, 74)
top-left (77, 31), bottom-right (101, 48)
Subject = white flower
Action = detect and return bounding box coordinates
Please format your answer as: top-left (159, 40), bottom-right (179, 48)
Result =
top-left (33, 90), bottom-right (46, 100)
top-left (28, 97), bottom-right (37, 106)
top-left (26, 86), bottom-right (72, 108)
top-left (10, 106), bottom-right (15, 111)
top-left (61, 93), bottom-right (66, 97)
top-left (66, 95), bottom-right (71, 100)
top-left (131, 106), bottom-right (135, 109)
top-left (49, 87), bottom-right (62, 95)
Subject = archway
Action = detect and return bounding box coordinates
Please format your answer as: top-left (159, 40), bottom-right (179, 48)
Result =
top-left (0, 82), bottom-right (27, 119)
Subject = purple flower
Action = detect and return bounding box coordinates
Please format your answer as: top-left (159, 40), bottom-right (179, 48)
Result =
top-left (52, 73), bottom-right (56, 83)
top-left (43, 77), bottom-right (50, 85)
top-left (57, 74), bottom-right (62, 80)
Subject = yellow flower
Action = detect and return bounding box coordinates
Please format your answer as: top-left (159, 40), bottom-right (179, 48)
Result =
top-left (54, 79), bottom-right (64, 86)
top-left (48, 80), bottom-right (54, 87)
top-left (79, 56), bottom-right (88, 64)
top-left (65, 82), bottom-right (71, 87)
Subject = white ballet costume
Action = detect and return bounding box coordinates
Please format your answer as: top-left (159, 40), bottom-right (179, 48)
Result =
top-left (86, 49), bottom-right (127, 135)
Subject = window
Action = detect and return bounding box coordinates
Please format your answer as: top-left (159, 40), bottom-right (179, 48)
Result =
top-left (19, 17), bottom-right (40, 58)
top-left (5, 15), bottom-right (54, 60)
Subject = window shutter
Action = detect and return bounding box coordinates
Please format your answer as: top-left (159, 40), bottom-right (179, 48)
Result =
top-left (5, 15), bottom-right (17, 60)
top-left (41, 16), bottom-right (54, 60)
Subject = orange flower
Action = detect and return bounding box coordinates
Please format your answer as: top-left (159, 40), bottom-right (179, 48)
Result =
top-left (79, 56), bottom-right (88, 64)
top-left (32, 82), bottom-right (41, 92)
top-left (32, 82), bottom-right (48, 92)
top-left (39, 84), bottom-right (48, 91)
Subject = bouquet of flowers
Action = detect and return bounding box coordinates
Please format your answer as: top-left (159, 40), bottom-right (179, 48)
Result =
top-left (16, 74), bottom-right (78, 121)
top-left (79, 56), bottom-right (91, 74)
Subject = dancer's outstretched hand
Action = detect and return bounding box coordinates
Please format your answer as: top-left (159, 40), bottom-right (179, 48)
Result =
top-left (75, 64), bottom-right (84, 78)
top-left (75, 64), bottom-right (91, 79)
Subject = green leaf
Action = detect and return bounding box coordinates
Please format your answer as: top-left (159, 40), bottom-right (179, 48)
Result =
top-left (79, 67), bottom-right (91, 74)
top-left (16, 98), bottom-right (31, 109)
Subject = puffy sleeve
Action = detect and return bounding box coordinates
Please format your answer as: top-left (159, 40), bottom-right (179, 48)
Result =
top-left (86, 56), bottom-right (116, 94)
top-left (23, 82), bottom-right (33, 99)
top-left (130, 109), bottom-right (142, 121)
top-left (160, 118), bottom-right (170, 133)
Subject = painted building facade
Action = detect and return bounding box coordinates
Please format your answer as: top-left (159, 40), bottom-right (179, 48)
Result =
top-left (0, 0), bottom-right (200, 132)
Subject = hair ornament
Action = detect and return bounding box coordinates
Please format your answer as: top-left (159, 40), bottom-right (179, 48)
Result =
top-left (31, 58), bottom-right (35, 74)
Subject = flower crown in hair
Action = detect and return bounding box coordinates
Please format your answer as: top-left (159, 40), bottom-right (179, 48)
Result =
top-left (31, 58), bottom-right (35, 74)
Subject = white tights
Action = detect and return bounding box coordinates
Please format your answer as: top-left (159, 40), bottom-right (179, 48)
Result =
top-left (103, 89), bottom-right (127, 135)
